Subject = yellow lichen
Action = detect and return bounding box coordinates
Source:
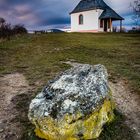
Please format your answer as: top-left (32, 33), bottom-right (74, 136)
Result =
top-left (34, 98), bottom-right (115, 140)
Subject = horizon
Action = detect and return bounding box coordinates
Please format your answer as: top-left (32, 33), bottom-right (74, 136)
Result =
top-left (0, 0), bottom-right (136, 30)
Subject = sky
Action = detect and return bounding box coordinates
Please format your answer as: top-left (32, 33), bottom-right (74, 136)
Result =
top-left (0, 0), bottom-right (135, 30)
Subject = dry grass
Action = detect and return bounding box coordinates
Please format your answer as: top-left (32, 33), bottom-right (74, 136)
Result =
top-left (0, 33), bottom-right (140, 93)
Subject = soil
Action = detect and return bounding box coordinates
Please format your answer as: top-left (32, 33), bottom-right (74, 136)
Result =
top-left (110, 80), bottom-right (140, 139)
top-left (0, 71), bottom-right (140, 140)
top-left (0, 73), bottom-right (31, 140)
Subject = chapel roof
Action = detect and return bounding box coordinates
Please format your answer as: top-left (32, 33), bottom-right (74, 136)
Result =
top-left (70, 0), bottom-right (124, 20)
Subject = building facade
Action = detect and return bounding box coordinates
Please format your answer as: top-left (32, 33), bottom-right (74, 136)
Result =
top-left (70, 0), bottom-right (124, 32)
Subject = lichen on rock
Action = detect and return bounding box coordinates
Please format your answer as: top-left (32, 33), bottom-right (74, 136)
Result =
top-left (28, 64), bottom-right (115, 140)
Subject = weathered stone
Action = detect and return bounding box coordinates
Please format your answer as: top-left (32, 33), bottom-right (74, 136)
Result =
top-left (28, 64), bottom-right (115, 140)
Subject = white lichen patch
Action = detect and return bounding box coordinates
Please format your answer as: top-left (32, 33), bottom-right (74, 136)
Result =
top-left (62, 99), bottom-right (77, 114)
top-left (51, 74), bottom-right (79, 94)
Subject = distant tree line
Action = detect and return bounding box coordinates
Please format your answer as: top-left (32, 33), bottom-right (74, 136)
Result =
top-left (0, 17), bottom-right (27, 40)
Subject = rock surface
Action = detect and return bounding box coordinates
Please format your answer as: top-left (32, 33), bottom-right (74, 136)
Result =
top-left (28, 64), bottom-right (115, 140)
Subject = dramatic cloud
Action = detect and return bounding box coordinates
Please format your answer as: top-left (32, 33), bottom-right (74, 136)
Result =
top-left (0, 0), bottom-right (134, 30)
top-left (106, 0), bottom-right (134, 14)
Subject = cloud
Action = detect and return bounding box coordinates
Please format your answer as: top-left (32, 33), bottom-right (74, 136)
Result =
top-left (0, 0), bottom-right (134, 29)
top-left (0, 6), bottom-right (38, 26)
top-left (106, 0), bottom-right (135, 15)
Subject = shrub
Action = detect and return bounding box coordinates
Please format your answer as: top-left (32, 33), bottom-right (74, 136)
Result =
top-left (13, 24), bottom-right (27, 35)
top-left (0, 17), bottom-right (27, 39)
top-left (0, 23), bottom-right (12, 39)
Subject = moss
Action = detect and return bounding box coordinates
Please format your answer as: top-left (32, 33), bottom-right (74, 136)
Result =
top-left (34, 99), bottom-right (114, 140)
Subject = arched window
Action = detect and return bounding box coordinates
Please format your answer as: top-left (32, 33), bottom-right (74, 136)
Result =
top-left (79, 14), bottom-right (83, 25)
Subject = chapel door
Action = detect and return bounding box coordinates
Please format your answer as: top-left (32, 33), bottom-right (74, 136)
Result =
top-left (104, 19), bottom-right (108, 32)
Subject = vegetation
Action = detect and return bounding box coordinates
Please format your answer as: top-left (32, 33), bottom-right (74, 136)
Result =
top-left (0, 17), bottom-right (27, 39)
top-left (0, 33), bottom-right (140, 139)
top-left (0, 33), bottom-right (140, 92)
top-left (12, 24), bottom-right (27, 35)
top-left (130, 0), bottom-right (140, 30)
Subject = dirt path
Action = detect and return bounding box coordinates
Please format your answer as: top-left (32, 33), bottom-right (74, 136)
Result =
top-left (0, 73), bottom-right (30, 140)
top-left (0, 71), bottom-right (140, 140)
top-left (110, 81), bottom-right (140, 139)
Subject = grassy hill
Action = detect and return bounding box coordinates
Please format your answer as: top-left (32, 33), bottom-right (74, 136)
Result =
top-left (0, 33), bottom-right (140, 93)
top-left (0, 33), bottom-right (140, 140)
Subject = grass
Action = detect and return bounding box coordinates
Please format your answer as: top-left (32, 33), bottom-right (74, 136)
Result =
top-left (0, 33), bottom-right (140, 139)
top-left (0, 33), bottom-right (140, 92)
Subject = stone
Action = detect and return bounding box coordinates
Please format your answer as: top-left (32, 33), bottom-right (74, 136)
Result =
top-left (0, 129), bottom-right (4, 133)
top-left (28, 64), bottom-right (115, 140)
top-left (0, 122), bottom-right (4, 133)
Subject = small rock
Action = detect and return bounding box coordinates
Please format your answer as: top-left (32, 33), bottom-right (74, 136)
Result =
top-left (0, 129), bottom-right (4, 133)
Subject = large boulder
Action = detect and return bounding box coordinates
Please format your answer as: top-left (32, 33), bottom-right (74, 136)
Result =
top-left (28, 64), bottom-right (115, 140)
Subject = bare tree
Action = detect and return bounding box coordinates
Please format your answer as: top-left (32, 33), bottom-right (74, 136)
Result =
top-left (0, 23), bottom-right (12, 40)
top-left (0, 17), bottom-right (27, 39)
top-left (112, 26), bottom-right (117, 32)
top-left (0, 17), bottom-right (6, 26)
top-left (130, 0), bottom-right (140, 29)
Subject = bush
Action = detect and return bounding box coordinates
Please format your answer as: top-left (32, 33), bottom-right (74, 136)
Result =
top-left (128, 27), bottom-right (140, 33)
top-left (0, 23), bottom-right (12, 39)
top-left (0, 17), bottom-right (27, 39)
top-left (13, 24), bottom-right (27, 35)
